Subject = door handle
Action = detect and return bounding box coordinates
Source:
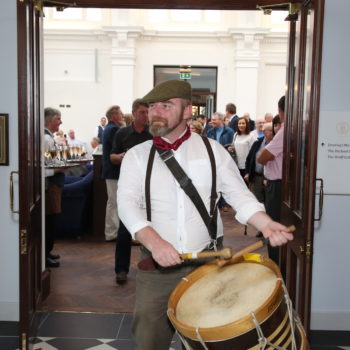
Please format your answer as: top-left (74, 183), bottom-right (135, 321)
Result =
top-left (314, 178), bottom-right (324, 221)
top-left (10, 171), bottom-right (20, 214)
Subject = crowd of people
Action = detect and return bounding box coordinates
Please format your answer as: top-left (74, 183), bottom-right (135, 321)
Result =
top-left (44, 80), bottom-right (291, 350)
top-left (187, 99), bottom-right (285, 257)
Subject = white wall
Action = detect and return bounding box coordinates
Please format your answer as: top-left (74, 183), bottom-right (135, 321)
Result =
top-left (44, 33), bottom-right (112, 150)
top-left (0, 0), bottom-right (19, 321)
top-left (43, 9), bottom-right (288, 146)
top-left (311, 0), bottom-right (350, 331)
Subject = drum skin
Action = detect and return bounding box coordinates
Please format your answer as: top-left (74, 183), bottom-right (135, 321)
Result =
top-left (168, 254), bottom-right (309, 350)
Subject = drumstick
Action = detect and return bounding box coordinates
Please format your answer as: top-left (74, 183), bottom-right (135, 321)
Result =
top-left (217, 224), bottom-right (296, 267)
top-left (179, 247), bottom-right (232, 260)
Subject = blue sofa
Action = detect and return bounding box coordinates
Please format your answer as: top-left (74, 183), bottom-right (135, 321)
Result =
top-left (56, 167), bottom-right (93, 238)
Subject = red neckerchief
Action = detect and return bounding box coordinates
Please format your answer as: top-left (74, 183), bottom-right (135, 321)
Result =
top-left (153, 127), bottom-right (191, 151)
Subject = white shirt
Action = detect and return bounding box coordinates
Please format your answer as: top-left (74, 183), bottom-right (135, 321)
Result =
top-left (44, 129), bottom-right (55, 177)
top-left (117, 132), bottom-right (264, 254)
top-left (67, 137), bottom-right (82, 146)
top-left (232, 133), bottom-right (256, 170)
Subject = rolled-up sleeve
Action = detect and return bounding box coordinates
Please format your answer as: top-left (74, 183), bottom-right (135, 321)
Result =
top-left (214, 141), bottom-right (265, 224)
top-left (117, 148), bottom-right (152, 238)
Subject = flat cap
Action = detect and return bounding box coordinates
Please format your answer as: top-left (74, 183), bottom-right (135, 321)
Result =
top-left (142, 80), bottom-right (192, 103)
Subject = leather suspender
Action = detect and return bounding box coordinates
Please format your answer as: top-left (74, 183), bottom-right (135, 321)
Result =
top-left (145, 146), bottom-right (156, 223)
top-left (145, 137), bottom-right (218, 241)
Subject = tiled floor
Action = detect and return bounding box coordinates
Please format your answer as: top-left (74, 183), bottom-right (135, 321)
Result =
top-left (1, 312), bottom-right (350, 350)
top-left (0, 312), bottom-right (182, 350)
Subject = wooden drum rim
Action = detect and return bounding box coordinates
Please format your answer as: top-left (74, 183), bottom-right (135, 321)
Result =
top-left (168, 254), bottom-right (284, 342)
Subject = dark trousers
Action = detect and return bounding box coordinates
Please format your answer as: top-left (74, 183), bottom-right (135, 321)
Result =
top-left (265, 179), bottom-right (282, 265)
top-left (218, 195), bottom-right (229, 208)
top-left (115, 220), bottom-right (132, 274)
top-left (45, 213), bottom-right (59, 256)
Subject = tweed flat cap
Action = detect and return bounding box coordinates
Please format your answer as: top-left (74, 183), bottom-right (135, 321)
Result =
top-left (142, 80), bottom-right (192, 103)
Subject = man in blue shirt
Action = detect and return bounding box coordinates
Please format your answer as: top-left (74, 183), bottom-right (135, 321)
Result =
top-left (207, 112), bottom-right (234, 147)
top-left (206, 112), bottom-right (234, 211)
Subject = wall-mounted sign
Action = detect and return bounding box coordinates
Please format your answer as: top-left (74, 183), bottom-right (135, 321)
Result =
top-left (317, 111), bottom-right (350, 194)
top-left (180, 72), bottom-right (191, 80)
top-left (179, 66), bottom-right (191, 80)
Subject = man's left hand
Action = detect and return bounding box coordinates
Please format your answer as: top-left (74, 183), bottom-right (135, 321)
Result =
top-left (261, 221), bottom-right (294, 247)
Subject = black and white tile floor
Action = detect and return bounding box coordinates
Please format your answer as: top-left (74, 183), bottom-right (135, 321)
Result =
top-left (0, 312), bottom-right (182, 350)
top-left (1, 312), bottom-right (350, 350)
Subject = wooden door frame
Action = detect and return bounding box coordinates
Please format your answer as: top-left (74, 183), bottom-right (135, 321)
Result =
top-left (43, 0), bottom-right (324, 334)
top-left (18, 0), bottom-right (324, 346)
top-left (18, 0), bottom-right (44, 348)
top-left (282, 0), bottom-right (325, 333)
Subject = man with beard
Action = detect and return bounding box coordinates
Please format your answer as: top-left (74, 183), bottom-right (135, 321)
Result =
top-left (117, 80), bottom-right (293, 350)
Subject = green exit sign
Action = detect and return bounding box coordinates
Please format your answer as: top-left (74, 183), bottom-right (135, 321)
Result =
top-left (180, 72), bottom-right (191, 80)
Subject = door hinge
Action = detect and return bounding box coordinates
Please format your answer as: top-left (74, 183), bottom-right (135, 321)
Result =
top-left (20, 229), bottom-right (28, 255)
top-left (33, 0), bottom-right (43, 11)
top-left (22, 332), bottom-right (27, 350)
top-left (299, 240), bottom-right (312, 257)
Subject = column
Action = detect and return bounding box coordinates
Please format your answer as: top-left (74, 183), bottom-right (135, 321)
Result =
top-left (230, 29), bottom-right (267, 119)
top-left (104, 27), bottom-right (142, 112)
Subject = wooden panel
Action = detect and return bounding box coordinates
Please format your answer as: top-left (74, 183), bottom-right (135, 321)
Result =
top-left (18, 1), bottom-right (43, 349)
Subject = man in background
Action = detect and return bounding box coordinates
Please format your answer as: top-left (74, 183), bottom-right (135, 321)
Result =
top-left (44, 107), bottom-right (65, 268)
top-left (96, 116), bottom-right (107, 142)
top-left (66, 129), bottom-right (82, 146)
top-left (265, 112), bottom-right (274, 122)
top-left (250, 117), bottom-right (265, 140)
top-left (225, 102), bottom-right (239, 132)
top-left (206, 112), bottom-right (234, 147)
top-left (110, 99), bottom-right (152, 284)
top-left (102, 105), bottom-right (124, 241)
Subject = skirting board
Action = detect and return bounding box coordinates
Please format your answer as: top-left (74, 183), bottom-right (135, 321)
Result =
top-left (311, 311), bottom-right (350, 331)
top-left (0, 302), bottom-right (19, 321)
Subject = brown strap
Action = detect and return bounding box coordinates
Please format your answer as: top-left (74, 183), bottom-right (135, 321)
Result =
top-left (145, 145), bottom-right (156, 221)
top-left (201, 136), bottom-right (217, 215)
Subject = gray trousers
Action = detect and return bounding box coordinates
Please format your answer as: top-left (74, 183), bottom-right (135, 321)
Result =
top-left (132, 265), bottom-right (197, 350)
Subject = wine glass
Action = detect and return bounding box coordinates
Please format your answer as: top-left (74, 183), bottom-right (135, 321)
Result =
top-left (62, 145), bottom-right (68, 164)
top-left (44, 146), bottom-right (52, 166)
top-left (50, 146), bottom-right (57, 165)
top-left (76, 143), bottom-right (82, 160)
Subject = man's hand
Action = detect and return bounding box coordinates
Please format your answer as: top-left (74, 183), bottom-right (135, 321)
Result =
top-left (248, 211), bottom-right (294, 246)
top-left (151, 239), bottom-right (182, 267)
top-left (261, 221), bottom-right (294, 247)
top-left (110, 152), bottom-right (126, 164)
top-left (135, 226), bottom-right (182, 267)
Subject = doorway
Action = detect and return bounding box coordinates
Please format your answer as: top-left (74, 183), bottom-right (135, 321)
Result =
top-left (41, 6), bottom-right (288, 314)
top-left (19, 1), bottom-right (324, 348)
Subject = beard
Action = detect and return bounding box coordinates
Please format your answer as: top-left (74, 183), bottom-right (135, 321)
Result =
top-left (149, 116), bottom-right (175, 137)
top-left (149, 105), bottom-right (186, 137)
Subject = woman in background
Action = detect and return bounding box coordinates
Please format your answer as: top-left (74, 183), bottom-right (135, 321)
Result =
top-left (54, 129), bottom-right (67, 146)
top-left (228, 117), bottom-right (255, 178)
top-left (189, 120), bottom-right (204, 135)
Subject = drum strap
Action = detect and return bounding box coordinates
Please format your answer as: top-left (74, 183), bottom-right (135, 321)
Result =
top-left (145, 136), bottom-right (218, 243)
